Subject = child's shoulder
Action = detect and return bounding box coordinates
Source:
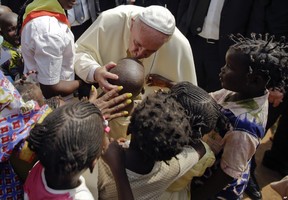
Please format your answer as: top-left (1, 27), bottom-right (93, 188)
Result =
top-left (210, 89), bottom-right (231, 102)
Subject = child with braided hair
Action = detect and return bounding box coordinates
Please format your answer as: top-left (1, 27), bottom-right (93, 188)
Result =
top-left (158, 81), bottom-right (229, 200)
top-left (146, 34), bottom-right (288, 199)
top-left (24, 101), bottom-right (134, 200)
top-left (191, 34), bottom-right (288, 200)
top-left (97, 92), bottom-right (206, 200)
top-left (0, 67), bottom-right (133, 199)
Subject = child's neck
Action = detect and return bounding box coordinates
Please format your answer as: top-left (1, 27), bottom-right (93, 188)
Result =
top-left (44, 170), bottom-right (81, 190)
top-left (226, 90), bottom-right (266, 102)
top-left (125, 147), bottom-right (155, 175)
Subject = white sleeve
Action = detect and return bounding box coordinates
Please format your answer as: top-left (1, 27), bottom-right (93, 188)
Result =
top-left (33, 33), bottom-right (66, 85)
top-left (21, 19), bottom-right (69, 85)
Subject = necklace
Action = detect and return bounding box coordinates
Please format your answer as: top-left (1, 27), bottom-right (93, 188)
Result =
top-left (147, 52), bottom-right (157, 76)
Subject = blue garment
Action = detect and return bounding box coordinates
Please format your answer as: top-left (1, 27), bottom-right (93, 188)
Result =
top-left (215, 109), bottom-right (264, 200)
top-left (192, 89), bottom-right (268, 199)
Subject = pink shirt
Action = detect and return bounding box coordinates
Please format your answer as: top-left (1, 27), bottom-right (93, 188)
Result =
top-left (24, 162), bottom-right (94, 200)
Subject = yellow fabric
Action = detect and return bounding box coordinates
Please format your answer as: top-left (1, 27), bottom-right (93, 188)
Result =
top-left (23, 0), bottom-right (65, 20)
top-left (166, 142), bottom-right (215, 192)
top-left (19, 107), bottom-right (52, 162)
top-left (109, 116), bottom-right (131, 140)
top-left (159, 187), bottom-right (190, 200)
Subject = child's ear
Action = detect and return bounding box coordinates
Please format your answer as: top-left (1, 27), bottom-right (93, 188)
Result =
top-left (247, 73), bottom-right (267, 89)
top-left (89, 159), bottom-right (97, 173)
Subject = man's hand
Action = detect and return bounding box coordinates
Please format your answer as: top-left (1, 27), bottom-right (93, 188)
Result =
top-left (94, 62), bottom-right (119, 92)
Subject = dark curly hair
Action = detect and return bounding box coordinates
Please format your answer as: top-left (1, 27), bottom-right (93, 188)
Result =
top-left (128, 92), bottom-right (191, 162)
top-left (27, 101), bottom-right (104, 175)
top-left (230, 33), bottom-right (288, 92)
top-left (170, 81), bottom-right (229, 139)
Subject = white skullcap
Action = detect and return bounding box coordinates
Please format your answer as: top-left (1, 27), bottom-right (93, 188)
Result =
top-left (138, 5), bottom-right (175, 35)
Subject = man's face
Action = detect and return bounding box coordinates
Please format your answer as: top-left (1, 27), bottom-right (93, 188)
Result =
top-left (58, 0), bottom-right (77, 10)
top-left (128, 18), bottom-right (169, 59)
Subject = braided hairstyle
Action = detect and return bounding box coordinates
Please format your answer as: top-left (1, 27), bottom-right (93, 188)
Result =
top-left (27, 101), bottom-right (105, 175)
top-left (230, 33), bottom-right (288, 91)
top-left (128, 92), bottom-right (191, 162)
top-left (170, 81), bottom-right (229, 139)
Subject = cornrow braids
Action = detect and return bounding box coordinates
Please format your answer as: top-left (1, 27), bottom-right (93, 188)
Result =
top-left (128, 92), bottom-right (191, 163)
top-left (16, 0), bottom-right (34, 38)
top-left (27, 101), bottom-right (105, 175)
top-left (170, 81), bottom-right (229, 139)
top-left (230, 33), bottom-right (288, 92)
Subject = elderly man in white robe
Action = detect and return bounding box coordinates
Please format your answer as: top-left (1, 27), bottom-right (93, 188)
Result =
top-left (74, 5), bottom-right (197, 95)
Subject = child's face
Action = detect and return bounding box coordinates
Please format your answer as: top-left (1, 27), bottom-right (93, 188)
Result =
top-left (58, 0), bottom-right (77, 10)
top-left (1, 17), bottom-right (19, 47)
top-left (219, 48), bottom-right (249, 93)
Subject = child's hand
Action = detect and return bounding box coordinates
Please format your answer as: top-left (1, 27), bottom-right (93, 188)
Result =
top-left (146, 74), bottom-right (174, 88)
top-left (88, 85), bottom-right (131, 120)
top-left (268, 88), bottom-right (284, 107)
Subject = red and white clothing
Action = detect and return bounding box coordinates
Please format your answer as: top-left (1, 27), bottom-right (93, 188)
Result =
top-left (24, 162), bottom-right (94, 200)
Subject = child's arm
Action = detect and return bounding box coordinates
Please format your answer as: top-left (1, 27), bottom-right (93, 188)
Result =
top-left (146, 74), bottom-right (176, 88)
top-left (189, 140), bottom-right (206, 160)
top-left (39, 80), bottom-right (83, 99)
top-left (101, 141), bottom-right (134, 200)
